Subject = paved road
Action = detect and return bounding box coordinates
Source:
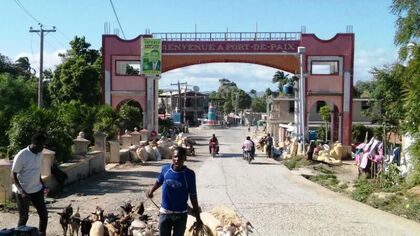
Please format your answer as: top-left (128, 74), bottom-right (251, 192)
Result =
top-left (1, 127), bottom-right (419, 236)
top-left (195, 127), bottom-right (420, 236)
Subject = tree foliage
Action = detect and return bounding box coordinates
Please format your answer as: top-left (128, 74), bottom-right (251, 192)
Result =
top-left (272, 71), bottom-right (297, 93)
top-left (48, 36), bottom-right (102, 105)
top-left (212, 78), bottom-right (252, 114)
top-left (250, 96), bottom-right (266, 112)
top-left (118, 103), bottom-right (143, 132)
top-left (390, 0), bottom-right (420, 60)
top-left (93, 105), bottom-right (120, 140)
top-left (353, 80), bottom-right (374, 98)
top-left (54, 100), bottom-right (97, 142)
top-left (369, 64), bottom-right (405, 128)
top-left (0, 73), bottom-right (37, 151)
top-left (8, 106), bottom-right (73, 162)
top-left (319, 106), bottom-right (331, 142)
top-left (389, 0), bottom-right (420, 184)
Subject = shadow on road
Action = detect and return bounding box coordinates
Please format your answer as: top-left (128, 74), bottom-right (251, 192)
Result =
top-left (218, 153), bottom-right (242, 158)
top-left (249, 161), bottom-right (280, 165)
top-left (52, 169), bottom-right (159, 199)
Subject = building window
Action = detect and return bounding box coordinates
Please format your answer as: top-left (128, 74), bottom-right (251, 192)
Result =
top-left (361, 101), bottom-right (370, 110)
top-left (289, 101), bottom-right (295, 113)
top-left (116, 61), bottom-right (141, 75)
top-left (311, 61), bottom-right (339, 75)
top-left (316, 101), bottom-right (327, 112)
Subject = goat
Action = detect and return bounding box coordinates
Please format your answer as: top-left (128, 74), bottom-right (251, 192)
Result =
top-left (58, 204), bottom-right (73, 236)
top-left (69, 207), bottom-right (81, 236)
top-left (185, 206), bottom-right (254, 236)
top-left (89, 212), bottom-right (105, 236)
top-left (89, 221), bottom-right (105, 236)
top-left (80, 216), bottom-right (92, 236)
top-left (120, 201), bottom-right (133, 215)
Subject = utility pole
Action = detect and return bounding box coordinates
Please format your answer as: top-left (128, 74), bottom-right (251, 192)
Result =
top-left (170, 80), bottom-right (187, 123)
top-left (30, 24), bottom-right (56, 108)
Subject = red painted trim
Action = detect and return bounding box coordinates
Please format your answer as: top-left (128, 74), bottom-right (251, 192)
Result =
top-left (302, 33), bottom-right (354, 43)
top-left (102, 34), bottom-right (145, 43)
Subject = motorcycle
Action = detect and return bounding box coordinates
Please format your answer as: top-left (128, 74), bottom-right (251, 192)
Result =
top-left (244, 150), bottom-right (252, 164)
top-left (210, 142), bottom-right (217, 158)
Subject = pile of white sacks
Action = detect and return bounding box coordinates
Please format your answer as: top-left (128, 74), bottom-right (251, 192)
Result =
top-left (135, 133), bottom-right (193, 162)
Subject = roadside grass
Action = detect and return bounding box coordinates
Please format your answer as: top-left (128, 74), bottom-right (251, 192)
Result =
top-left (367, 193), bottom-right (420, 222)
top-left (0, 199), bottom-right (17, 212)
top-left (351, 172), bottom-right (420, 222)
top-left (283, 155), bottom-right (313, 170)
top-left (309, 173), bottom-right (349, 193)
top-left (292, 160), bottom-right (420, 222)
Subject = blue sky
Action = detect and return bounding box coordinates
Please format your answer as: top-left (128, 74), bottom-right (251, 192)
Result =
top-left (1, 0), bottom-right (398, 92)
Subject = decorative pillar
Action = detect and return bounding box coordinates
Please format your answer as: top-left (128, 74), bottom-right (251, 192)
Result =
top-left (41, 148), bottom-right (55, 177)
top-left (73, 132), bottom-right (90, 156)
top-left (108, 141), bottom-right (120, 163)
top-left (121, 130), bottom-right (132, 149)
top-left (146, 76), bottom-right (156, 131)
top-left (154, 76), bottom-right (160, 133)
top-left (140, 128), bottom-right (149, 142)
top-left (0, 159), bottom-right (13, 202)
top-left (93, 132), bottom-right (108, 153)
top-left (131, 127), bottom-right (141, 146)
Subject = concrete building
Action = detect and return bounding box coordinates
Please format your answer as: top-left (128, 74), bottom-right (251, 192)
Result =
top-left (159, 91), bottom-right (209, 126)
top-left (267, 96), bottom-right (378, 143)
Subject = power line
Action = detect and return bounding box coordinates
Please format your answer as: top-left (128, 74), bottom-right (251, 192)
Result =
top-left (30, 24), bottom-right (56, 108)
top-left (109, 0), bottom-right (126, 39)
top-left (14, 0), bottom-right (42, 24)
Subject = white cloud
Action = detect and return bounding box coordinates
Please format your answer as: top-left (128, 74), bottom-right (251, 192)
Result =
top-left (354, 48), bottom-right (397, 82)
top-left (14, 49), bottom-right (66, 76)
top-left (161, 63), bottom-right (279, 92)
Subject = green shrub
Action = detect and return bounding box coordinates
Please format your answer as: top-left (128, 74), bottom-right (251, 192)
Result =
top-left (118, 103), bottom-right (143, 132)
top-left (8, 106), bottom-right (72, 162)
top-left (54, 100), bottom-right (97, 142)
top-left (93, 105), bottom-right (120, 140)
top-left (159, 118), bottom-right (174, 133)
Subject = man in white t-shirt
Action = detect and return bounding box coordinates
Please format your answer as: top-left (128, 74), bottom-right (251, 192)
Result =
top-left (12, 133), bottom-right (48, 235)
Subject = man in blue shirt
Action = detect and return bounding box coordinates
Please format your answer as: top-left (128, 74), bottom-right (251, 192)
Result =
top-left (148, 146), bottom-right (202, 236)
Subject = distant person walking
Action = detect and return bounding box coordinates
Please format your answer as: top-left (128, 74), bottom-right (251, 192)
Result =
top-left (147, 147), bottom-right (202, 236)
top-left (11, 133), bottom-right (49, 236)
top-left (265, 133), bottom-right (273, 158)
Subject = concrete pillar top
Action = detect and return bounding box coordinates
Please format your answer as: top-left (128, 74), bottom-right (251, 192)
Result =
top-left (121, 129), bottom-right (132, 137)
top-left (0, 159), bottom-right (12, 166)
top-left (94, 132), bottom-right (108, 138)
top-left (74, 131), bottom-right (89, 142)
top-left (42, 148), bottom-right (55, 155)
top-left (131, 127), bottom-right (141, 135)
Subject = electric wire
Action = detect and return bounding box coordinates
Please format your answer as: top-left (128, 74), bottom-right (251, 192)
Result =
top-left (14, 0), bottom-right (42, 24)
top-left (109, 0), bottom-right (127, 39)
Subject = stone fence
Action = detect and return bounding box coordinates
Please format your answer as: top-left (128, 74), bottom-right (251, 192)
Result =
top-left (0, 128), bottom-right (153, 202)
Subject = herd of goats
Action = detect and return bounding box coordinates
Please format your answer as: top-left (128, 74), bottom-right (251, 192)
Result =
top-left (57, 201), bottom-right (254, 236)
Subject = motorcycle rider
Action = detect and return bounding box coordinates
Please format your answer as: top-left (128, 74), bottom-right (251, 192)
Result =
top-left (209, 134), bottom-right (219, 154)
top-left (242, 136), bottom-right (254, 160)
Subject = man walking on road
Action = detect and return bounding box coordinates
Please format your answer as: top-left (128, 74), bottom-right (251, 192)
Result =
top-left (147, 146), bottom-right (202, 236)
top-left (265, 133), bottom-right (273, 158)
top-left (12, 133), bottom-right (48, 236)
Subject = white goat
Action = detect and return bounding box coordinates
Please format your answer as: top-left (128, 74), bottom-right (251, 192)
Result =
top-left (89, 212), bottom-right (105, 236)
